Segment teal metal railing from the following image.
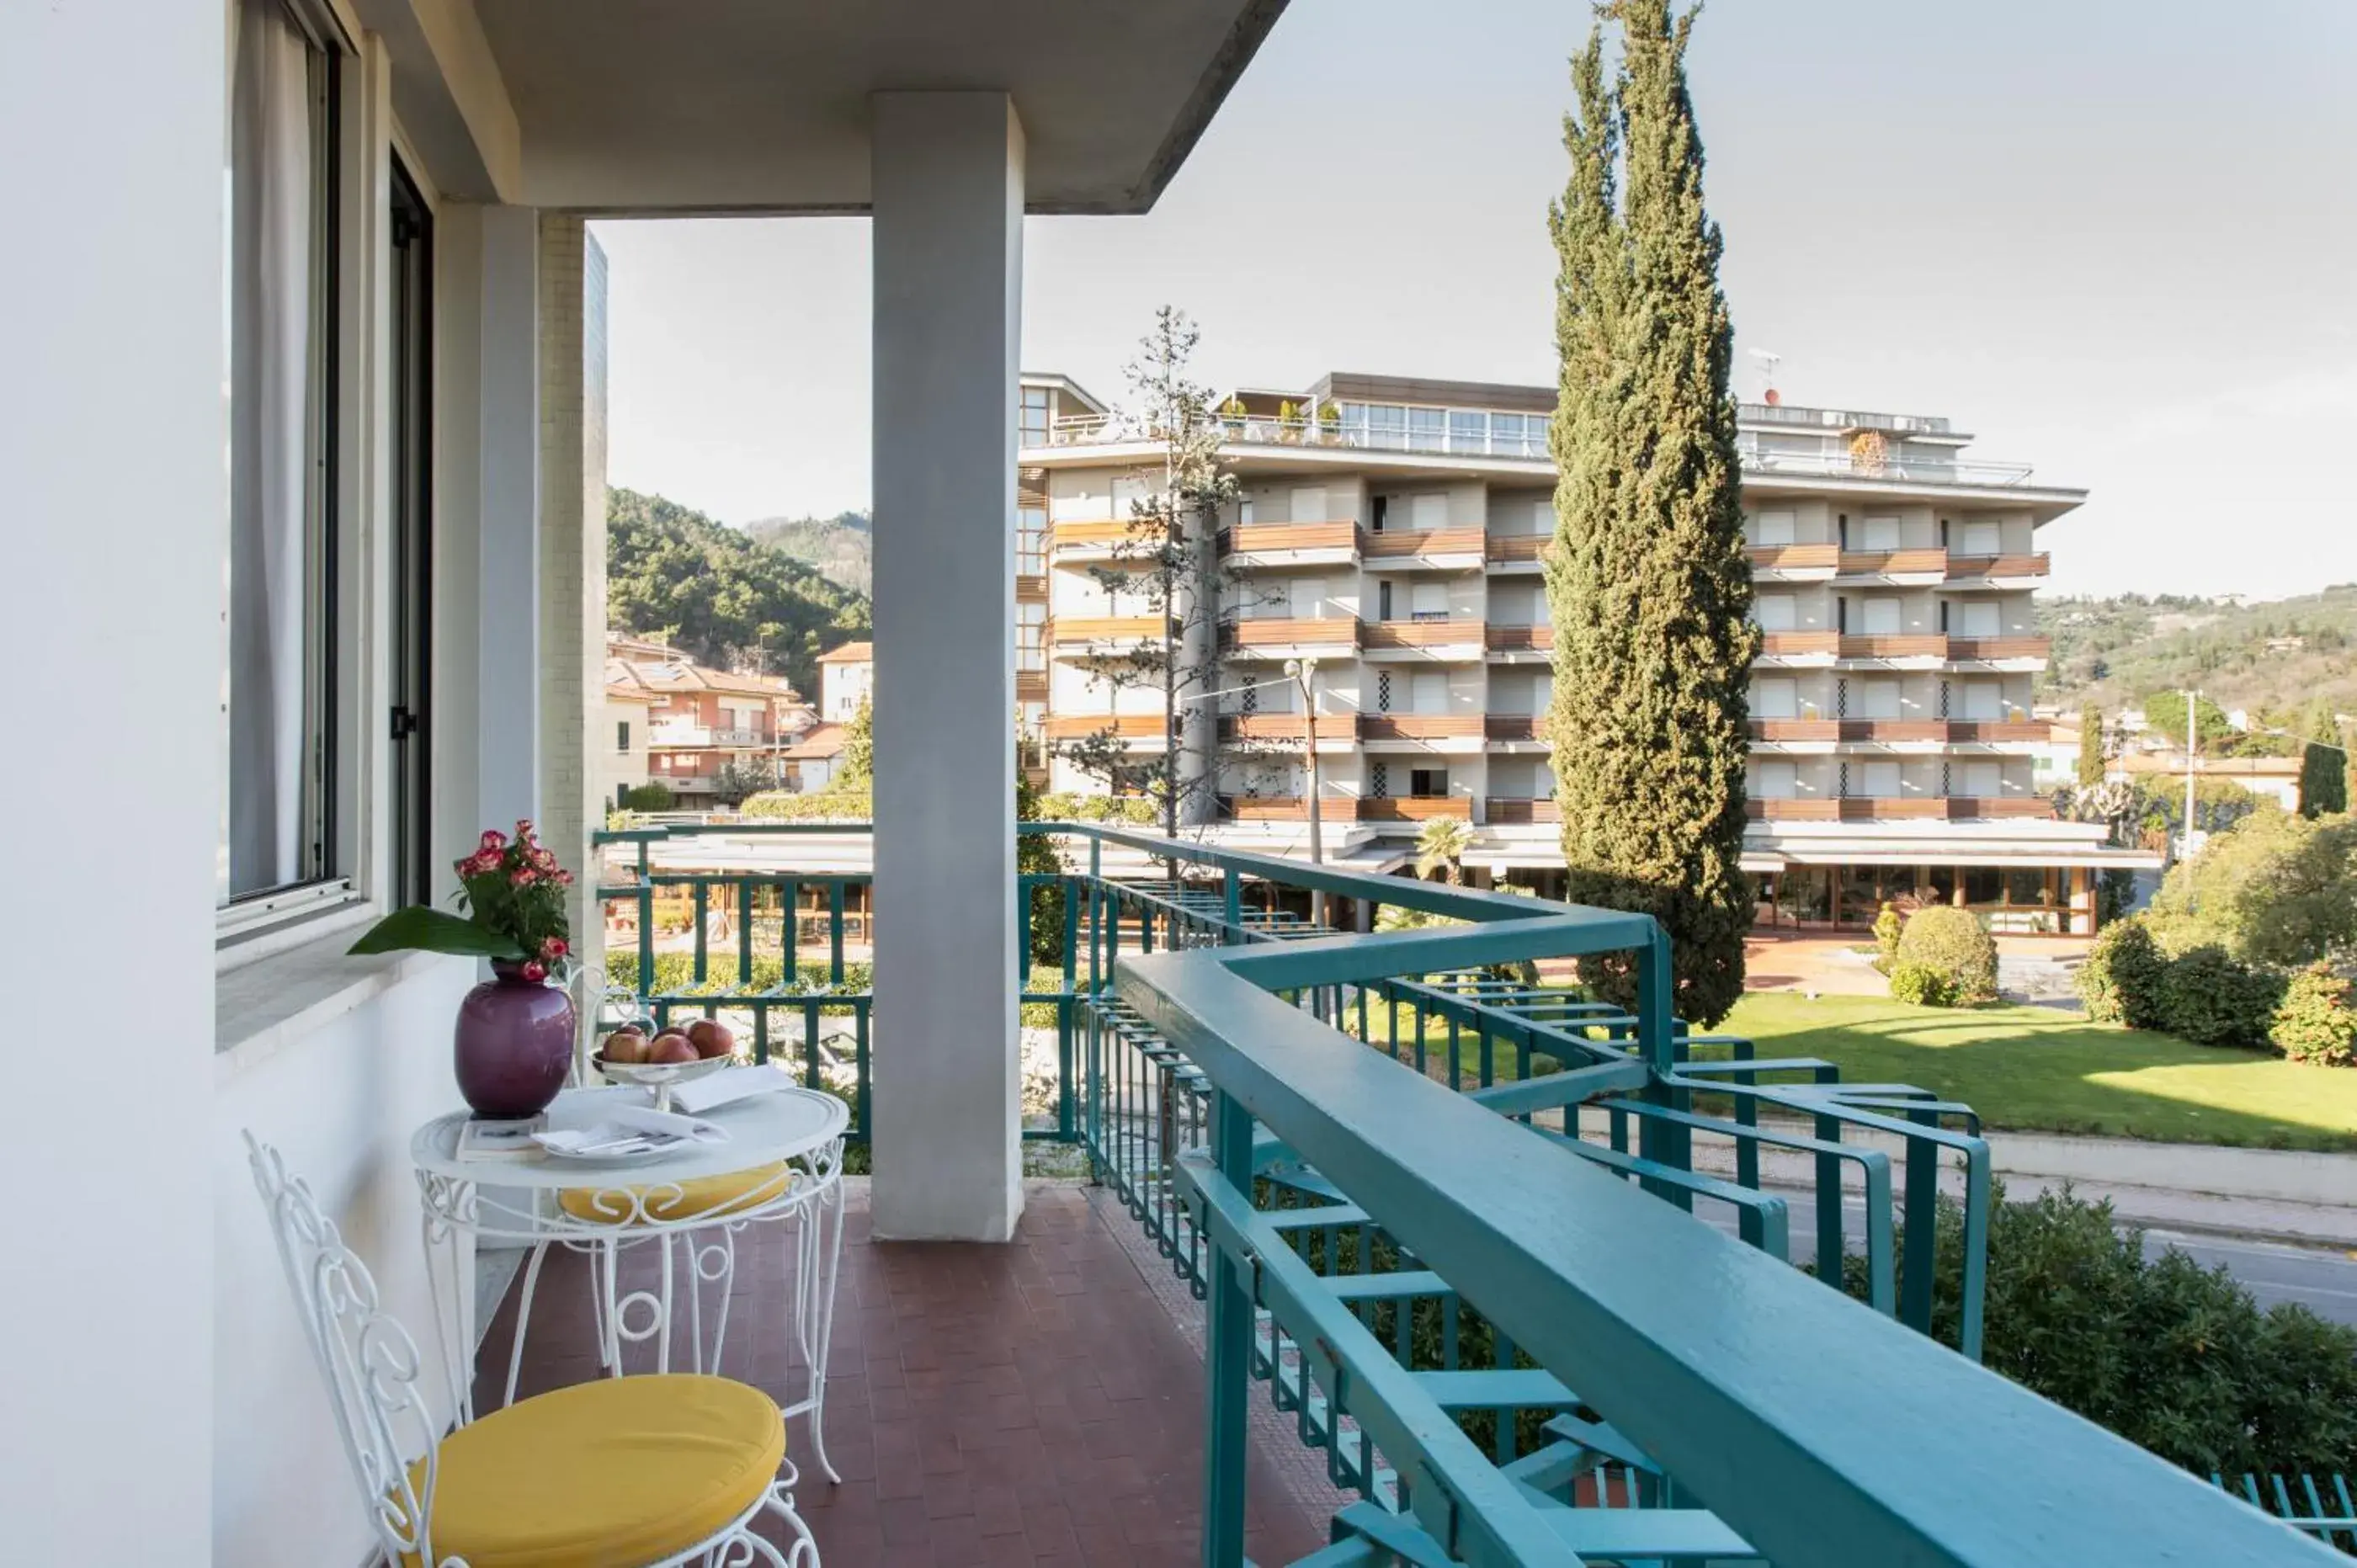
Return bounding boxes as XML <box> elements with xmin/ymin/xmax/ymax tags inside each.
<box><xmin>594</xmin><ymin>820</ymin><xmax>2334</xmax><ymax>1565</ymax></box>
<box><xmin>2217</xmin><ymin>1473</ymin><xmax>2357</xmax><ymax>1550</ymax></box>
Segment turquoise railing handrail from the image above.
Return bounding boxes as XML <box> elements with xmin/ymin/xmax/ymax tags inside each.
<box><xmin>1119</xmin><ymin>928</ymin><xmax>2332</xmax><ymax>1565</ymax></box>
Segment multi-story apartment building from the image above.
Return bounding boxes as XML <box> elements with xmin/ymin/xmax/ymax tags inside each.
<box><xmin>606</xmin><ymin>632</ymin><xmax>817</xmax><ymax>800</ymax></box>
<box><xmin>1020</xmin><ymin>371</ymin><xmax>2158</xmax><ymax>932</ymax></box>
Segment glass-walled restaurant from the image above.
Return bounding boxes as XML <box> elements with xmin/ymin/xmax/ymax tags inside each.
<box><xmin>1751</xmin><ymin>863</ymin><xmax>2096</xmax><ymax>933</ymax></box>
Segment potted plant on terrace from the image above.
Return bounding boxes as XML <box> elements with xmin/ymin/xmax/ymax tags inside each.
<box><xmin>1276</xmin><ymin>400</ymin><xmax>1305</xmax><ymax>444</ymax></box>
<box><xmin>1219</xmin><ymin>394</ymin><xmax>1247</xmax><ymax>436</ymax></box>
<box><xmin>349</xmin><ymin>820</ymin><xmax>578</xmax><ymax>1118</ymax></box>
<box><xmin>1317</xmin><ymin>402</ymin><xmax>1343</xmax><ymax>444</ymax></box>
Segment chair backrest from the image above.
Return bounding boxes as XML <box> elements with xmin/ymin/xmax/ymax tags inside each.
<box><xmin>242</xmin><ymin>1133</ymin><xmax>444</xmax><ymax>1565</ymax></box>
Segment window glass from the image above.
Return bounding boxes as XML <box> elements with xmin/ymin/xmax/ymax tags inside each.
<box><xmin>617</xmin><ymin>720</ymin><xmax>630</xmax><ymax>753</ymax></box>
<box><xmin>1448</xmin><ymin>411</ymin><xmax>1487</xmax><ymax>454</ymax></box>
<box><xmin>1016</xmin><ymin>506</ymin><xmax>1045</xmax><ymax>574</ymax></box>
<box><xmin>1407</xmin><ymin>407</ymin><xmax>1445</xmax><ymax>452</ymax></box>
<box><xmin>224</xmin><ymin>0</ymin><xmax>338</xmax><ymax>905</ymax></box>
<box><xmin>1019</xmin><ymin>386</ymin><xmax>1051</xmax><ymax>446</ymax></box>
<box><xmin>1364</xmin><ymin>404</ymin><xmax>1407</xmax><ymax>450</ymax></box>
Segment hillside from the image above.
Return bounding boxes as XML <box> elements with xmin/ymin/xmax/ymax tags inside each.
<box><xmin>607</xmin><ymin>488</ymin><xmax>871</xmax><ymax>696</ymax></box>
<box><xmin>744</xmin><ymin>510</ymin><xmax>873</xmax><ymax>597</ymax></box>
<box><xmin>2037</xmin><ymin>587</ymin><xmax>2357</xmax><ymax>720</ymax></box>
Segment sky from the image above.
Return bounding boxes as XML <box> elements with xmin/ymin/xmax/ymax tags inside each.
<box><xmin>592</xmin><ymin>0</ymin><xmax>2357</xmax><ymax>600</ymax></box>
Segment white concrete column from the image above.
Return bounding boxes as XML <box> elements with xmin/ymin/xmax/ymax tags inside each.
<box><xmin>476</xmin><ymin>205</ymin><xmax>542</xmax><ymax>834</ymax></box>
<box><xmin>2</xmin><ymin>2</ymin><xmax>220</xmax><ymax>1557</ymax></box>
<box><xmin>536</xmin><ymin>213</ymin><xmax>605</xmax><ymax>949</ymax></box>
<box><xmin>870</xmin><ymin>92</ymin><xmax>1025</xmax><ymax>1241</ymax></box>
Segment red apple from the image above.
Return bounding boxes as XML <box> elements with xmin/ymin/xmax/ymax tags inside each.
<box><xmin>602</xmin><ymin>1027</ymin><xmax>649</xmax><ymax>1065</ymax></box>
<box><xmin>685</xmin><ymin>1018</ymin><xmax>735</xmax><ymax>1060</ymax></box>
<box><xmin>648</xmin><ymin>1034</ymin><xmax>699</xmax><ymax>1066</ymax></box>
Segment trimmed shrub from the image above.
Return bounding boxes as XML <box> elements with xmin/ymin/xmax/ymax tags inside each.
<box><xmin>2154</xmin><ymin>944</ymin><xmax>2285</xmax><ymax>1049</ymax></box>
<box><xmin>2078</xmin><ymin>917</ymin><xmax>2167</xmax><ymax>1028</ymax></box>
<box><xmin>740</xmin><ymin>789</ymin><xmax>871</xmax><ymax>822</ymax></box>
<box><xmin>1888</xmin><ymin>961</ymin><xmax>1956</xmax><ymax>1007</ymax></box>
<box><xmin>1870</xmin><ymin>901</ymin><xmax>1902</xmax><ymax>975</ymax></box>
<box><xmin>1893</xmin><ymin>906</ymin><xmax>1998</xmax><ymax>1003</ymax></box>
<box><xmin>2273</xmin><ymin>963</ymin><xmax>2357</xmax><ymax>1066</ymax></box>
<box><xmin>620</xmin><ymin>781</ymin><xmax>675</xmax><ymax>812</ymax></box>
<box><xmin>1839</xmin><ymin>1183</ymin><xmax>2357</xmax><ymax>1477</ymax></box>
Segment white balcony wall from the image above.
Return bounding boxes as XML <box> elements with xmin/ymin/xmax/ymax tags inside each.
<box><xmin>1048</xmin><ymin>466</ymin><xmax>1115</xmax><ymax>519</ymax></box>
<box><xmin>1745</xmin><ymin>497</ymin><xmax>1838</xmax><ymax>545</ymax></box>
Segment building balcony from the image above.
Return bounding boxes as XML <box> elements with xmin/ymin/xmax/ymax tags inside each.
<box><xmin>1484</xmin><ymin>534</ymin><xmax>1552</xmax><ymax>570</ymax></box>
<box><xmin>1748</xmin><ymin>796</ymin><xmax>2058</xmax><ymax>822</ymax></box>
<box><xmin>1947</xmin><ymin>552</ymin><xmax>2051</xmax><ymax>585</ymax></box>
<box><xmin>1757</xmin><ymin>630</ymin><xmax>1842</xmax><ymax>662</ymax></box>
<box><xmin>1835</xmin><ymin>548</ymin><xmax>1950</xmax><ymax>581</ymax></box>
<box><xmin>1484</xmin><ymin>623</ymin><xmax>1554</xmax><ymax>657</ymax></box>
<box><xmin>646</xmin><ymin>724</ymin><xmax>772</xmax><ymax>747</ymax></box>
<box><xmin>1824</xmin><ymin>635</ymin><xmax>2051</xmax><ymax>666</ymax></box>
<box><xmin>1223</xmin><ymin>617</ymin><xmax>1363</xmax><ymax>656</ymax></box>
<box><xmin>1484</xmin><ymin>795</ymin><xmax>1561</xmax><ymax>825</ymax></box>
<box><xmin>1746</xmin><ymin>543</ymin><xmax>1839</xmax><ymax>579</ymax></box>
<box><xmin>1046</xmin><ymin>518</ymin><xmax>1134</xmax><ymax>561</ymax></box>
<box><xmin>1216</xmin><ymin>713</ymin><xmax>1355</xmax><ymax>752</ymax></box>
<box><xmin>1356</xmin><ymin>714</ymin><xmax>1486</xmax><ymax>751</ymax></box>
<box><xmin>1049</xmin><ymin>614</ymin><xmax>1168</xmax><ymax>656</ymax></box>
<box><xmin>1219</xmin><ymin>520</ymin><xmax>1359</xmax><ymax>567</ymax></box>
<box><xmin>1485</xmin><ymin>714</ymin><xmax>1546</xmax><ymax>742</ymax></box>
<box><xmin>1360</xmin><ymin>619</ymin><xmax>1487</xmax><ymax>661</ymax></box>
<box><xmin>1043</xmin><ymin>713</ymin><xmax>1168</xmax><ymax>749</ymax></box>
<box><xmin>1748</xmin><ymin>719</ymin><xmax>2051</xmax><ymax>747</ymax></box>
<box><xmin>1359</xmin><ymin>525</ymin><xmax>1486</xmax><ymax>569</ymax></box>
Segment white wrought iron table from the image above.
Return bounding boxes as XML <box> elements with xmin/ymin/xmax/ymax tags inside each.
<box><xmin>411</xmin><ymin>1082</ymin><xmax>850</xmax><ymax>1480</ymax></box>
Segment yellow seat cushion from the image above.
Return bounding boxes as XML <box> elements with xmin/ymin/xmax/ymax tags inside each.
<box><xmin>557</xmin><ymin>1161</ymin><xmax>795</xmax><ymax>1225</ymax></box>
<box><xmin>399</xmin><ymin>1374</ymin><xmax>783</xmax><ymax>1568</ymax></box>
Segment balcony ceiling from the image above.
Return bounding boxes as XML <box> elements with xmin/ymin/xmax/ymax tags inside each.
<box><xmin>371</xmin><ymin>0</ymin><xmax>1287</xmax><ymax>213</ymax></box>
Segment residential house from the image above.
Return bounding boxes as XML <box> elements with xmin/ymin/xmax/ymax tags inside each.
<box><xmin>817</xmin><ymin>639</ymin><xmax>875</xmax><ymax>720</ymax></box>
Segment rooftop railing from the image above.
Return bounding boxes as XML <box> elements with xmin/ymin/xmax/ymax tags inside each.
<box><xmin>591</xmin><ymin>820</ymin><xmax>2331</xmax><ymax>1566</ymax></box>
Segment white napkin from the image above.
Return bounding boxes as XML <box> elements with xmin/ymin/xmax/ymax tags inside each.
<box><xmin>669</xmin><ymin>1063</ymin><xmax>797</xmax><ymax>1117</ymax></box>
<box><xmin>533</xmin><ymin>1104</ymin><xmax>728</xmax><ymax>1157</ymax></box>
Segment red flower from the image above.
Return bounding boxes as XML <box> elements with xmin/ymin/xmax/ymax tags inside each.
<box><xmin>479</xmin><ymin>829</ymin><xmax>507</xmax><ymax>852</ymax></box>
<box><xmin>510</xmin><ymin>867</ymin><xmax>538</xmax><ymax>887</ymax></box>
<box><xmin>556</xmin><ymin>869</ymin><xmax>576</xmax><ymax>885</ymax></box>
<box><xmin>542</xmin><ymin>937</ymin><xmax>569</xmax><ymax>959</ymax></box>
<box><xmin>521</xmin><ymin>960</ymin><xmax>547</xmax><ymax>982</ymax></box>
<box><xmin>514</xmin><ymin>818</ymin><xmax>537</xmax><ymax>844</ymax></box>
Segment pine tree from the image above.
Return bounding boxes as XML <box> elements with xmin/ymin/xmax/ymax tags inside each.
<box><xmin>1546</xmin><ymin>2</ymin><xmax>1754</xmax><ymax>1027</ymax></box>
<box><xmin>2299</xmin><ymin>697</ymin><xmax>2346</xmax><ymax>818</ymax></box>
<box><xmin>2076</xmin><ymin>701</ymin><xmax>2106</xmax><ymax>789</ymax></box>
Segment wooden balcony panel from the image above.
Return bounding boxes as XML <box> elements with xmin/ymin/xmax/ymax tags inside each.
<box><xmin>1049</xmin><ymin>518</ymin><xmax>1137</xmax><ymax>550</ymax></box>
<box><xmin>1357</xmin><ymin>715</ymin><xmax>1485</xmax><ymax>741</ymax></box>
<box><xmin>1758</xmin><ymin>631</ymin><xmax>1840</xmax><ymax>656</ymax></box>
<box><xmin>1836</xmin><ymin>720</ymin><xmax>1949</xmax><ymax>743</ymax></box>
<box><xmin>1747</xmin><ymin>543</ymin><xmax>1840</xmax><ymax>571</ymax></box>
<box><xmin>1946</xmin><ymin>636</ymin><xmax>2051</xmax><ymax>662</ymax></box>
<box><xmin>1486</xmin><ymin>534</ymin><xmax>1552</xmax><ymax>563</ymax></box>
<box><xmin>1946</xmin><ymin>720</ymin><xmax>2051</xmax><ymax>744</ymax></box>
<box><xmin>1226</xmin><ymin>617</ymin><xmax>1362</xmax><ymax>649</ymax></box>
<box><xmin>1015</xmin><ymin>671</ymin><xmax>1048</xmax><ymax>703</ymax></box>
<box><xmin>1484</xmin><ymin>797</ymin><xmax>1562</xmax><ymax>825</ymax></box>
<box><xmin>1043</xmin><ymin>714</ymin><xmax>1166</xmax><ymax>741</ymax></box>
<box><xmin>1750</xmin><ymin>719</ymin><xmax>1839</xmax><ymax>742</ymax></box>
<box><xmin>1223</xmin><ymin>521</ymin><xmax>1358</xmax><ymax>555</ymax></box>
<box><xmin>1218</xmin><ymin>714</ymin><xmax>1313</xmax><ymax>742</ymax></box>
<box><xmin>1016</xmin><ymin>574</ymin><xmax>1047</xmax><ymax>601</ymax></box>
<box><xmin>1747</xmin><ymin>798</ymin><xmax>1840</xmax><ymax>821</ymax></box>
<box><xmin>1837</xmin><ymin>635</ymin><xmax>1949</xmax><ymax>659</ymax></box>
<box><xmin>1224</xmin><ymin>795</ymin><xmax>1364</xmax><ymax>822</ymax></box>
<box><xmin>1363</xmin><ymin>620</ymin><xmax>1486</xmax><ymax>651</ymax></box>
<box><xmin>1947</xmin><ymin>553</ymin><xmax>2051</xmax><ymax>580</ymax></box>
<box><xmin>1840</xmin><ymin>796</ymin><xmax>1948</xmax><ymax>821</ymax></box>
<box><xmin>1051</xmin><ymin>615</ymin><xmax>1167</xmax><ymax>645</ymax></box>
<box><xmin>1950</xmin><ymin>796</ymin><xmax>2056</xmax><ymax>820</ymax></box>
<box><xmin>1361</xmin><ymin>526</ymin><xmax>1486</xmax><ymax>559</ymax></box>
<box><xmin>1485</xmin><ymin>715</ymin><xmax>1544</xmax><ymax>741</ymax></box>
<box><xmin>1360</xmin><ymin>795</ymin><xmax>1474</xmax><ymax>821</ymax></box>
<box><xmin>1838</xmin><ymin>548</ymin><xmax>1948</xmax><ymax>576</ymax></box>
<box><xmin>1483</xmin><ymin>624</ymin><xmax>1554</xmax><ymax>652</ymax></box>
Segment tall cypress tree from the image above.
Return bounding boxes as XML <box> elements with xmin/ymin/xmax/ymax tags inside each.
<box><xmin>2076</xmin><ymin>701</ymin><xmax>2106</xmax><ymax>789</ymax></box>
<box><xmin>1547</xmin><ymin>1</ymin><xmax>1754</xmax><ymax>1026</ymax></box>
<box><xmin>2299</xmin><ymin>697</ymin><xmax>2345</xmax><ymax>818</ymax></box>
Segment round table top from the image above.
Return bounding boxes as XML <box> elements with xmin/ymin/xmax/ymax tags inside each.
<box><xmin>412</xmin><ymin>1083</ymin><xmax>849</xmax><ymax>1192</ymax></box>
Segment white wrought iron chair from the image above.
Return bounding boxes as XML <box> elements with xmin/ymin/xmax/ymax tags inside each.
<box><xmin>245</xmin><ymin>1132</ymin><xmax>820</xmax><ymax>1567</ymax></box>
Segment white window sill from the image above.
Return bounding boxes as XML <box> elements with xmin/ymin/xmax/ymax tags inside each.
<box><xmin>216</xmin><ymin>927</ymin><xmax>468</xmax><ymax>1078</ymax></box>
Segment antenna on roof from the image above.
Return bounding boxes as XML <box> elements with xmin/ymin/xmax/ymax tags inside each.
<box><xmin>1747</xmin><ymin>348</ymin><xmax>1783</xmax><ymax>405</ymax></box>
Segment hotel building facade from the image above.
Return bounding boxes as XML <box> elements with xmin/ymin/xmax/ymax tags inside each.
<box><xmin>1020</xmin><ymin>371</ymin><xmax>2158</xmax><ymax>933</ymax></box>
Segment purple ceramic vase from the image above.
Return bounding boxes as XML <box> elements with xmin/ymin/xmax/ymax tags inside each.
<box><xmin>453</xmin><ymin>961</ymin><xmax>576</xmax><ymax>1119</ymax></box>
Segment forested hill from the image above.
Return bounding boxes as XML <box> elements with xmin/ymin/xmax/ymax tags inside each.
<box><xmin>607</xmin><ymin>488</ymin><xmax>871</xmax><ymax>697</ymax></box>
<box><xmin>743</xmin><ymin>510</ymin><xmax>873</xmax><ymax>597</ymax></box>
<box><xmin>2038</xmin><ymin>587</ymin><xmax>2357</xmax><ymax>717</ymax></box>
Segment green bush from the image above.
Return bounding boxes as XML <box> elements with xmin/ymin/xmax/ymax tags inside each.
<box><xmin>1870</xmin><ymin>902</ymin><xmax>1902</xmax><ymax>976</ymax></box>
<box><xmin>2155</xmin><ymin>944</ymin><xmax>2285</xmax><ymax>1049</ymax></box>
<box><xmin>604</xmin><ymin>949</ymin><xmax>873</xmax><ymax>1008</ymax></box>
<box><xmin>1888</xmin><ymin>961</ymin><xmax>1957</xmax><ymax>1007</ymax></box>
<box><xmin>1839</xmin><ymin>1183</ymin><xmax>2357</xmax><ymax>1477</ymax></box>
<box><xmin>1893</xmin><ymin>906</ymin><xmax>1998</xmax><ymax>1003</ymax></box>
<box><xmin>739</xmin><ymin>789</ymin><xmax>871</xmax><ymax>822</ymax></box>
<box><xmin>620</xmin><ymin>781</ymin><xmax>675</xmax><ymax>812</ymax></box>
<box><xmin>2144</xmin><ymin>809</ymin><xmax>2357</xmax><ymax>966</ymax></box>
<box><xmin>2273</xmin><ymin>963</ymin><xmax>2357</xmax><ymax>1066</ymax></box>
<box><xmin>2078</xmin><ymin>917</ymin><xmax>2168</xmax><ymax>1028</ymax></box>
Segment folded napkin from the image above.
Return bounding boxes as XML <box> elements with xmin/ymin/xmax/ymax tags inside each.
<box><xmin>669</xmin><ymin>1062</ymin><xmax>796</xmax><ymax>1117</ymax></box>
<box><xmin>533</xmin><ymin>1105</ymin><xmax>729</xmax><ymax>1158</ymax></box>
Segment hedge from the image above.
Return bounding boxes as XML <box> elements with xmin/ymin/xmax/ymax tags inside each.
<box><xmin>1888</xmin><ymin>961</ymin><xmax>1957</xmax><ymax>1007</ymax></box>
<box><xmin>2154</xmin><ymin>944</ymin><xmax>2285</xmax><ymax>1050</ymax></box>
<box><xmin>2274</xmin><ymin>964</ymin><xmax>2357</xmax><ymax>1067</ymax></box>
<box><xmin>2078</xmin><ymin>918</ymin><xmax>2167</xmax><ymax>1028</ymax></box>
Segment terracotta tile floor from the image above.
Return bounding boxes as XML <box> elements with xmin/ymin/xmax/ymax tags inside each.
<box><xmin>474</xmin><ymin>1179</ymin><xmax>1331</xmax><ymax>1567</ymax></box>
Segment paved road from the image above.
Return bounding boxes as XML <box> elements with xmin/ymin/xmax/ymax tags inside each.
<box><xmin>1700</xmin><ymin>1190</ymin><xmax>2357</xmax><ymax>1326</ymax></box>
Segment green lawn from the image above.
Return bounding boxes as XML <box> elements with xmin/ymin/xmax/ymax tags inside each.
<box><xmin>1718</xmin><ymin>992</ymin><xmax>2357</xmax><ymax>1153</ymax></box>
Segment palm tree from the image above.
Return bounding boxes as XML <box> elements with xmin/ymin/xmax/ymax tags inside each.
<box><xmin>1413</xmin><ymin>816</ymin><xmax>1476</xmax><ymax>885</ymax></box>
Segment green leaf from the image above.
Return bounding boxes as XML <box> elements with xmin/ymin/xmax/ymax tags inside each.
<box><xmin>348</xmin><ymin>906</ymin><xmax>526</xmax><ymax>960</ymax></box>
